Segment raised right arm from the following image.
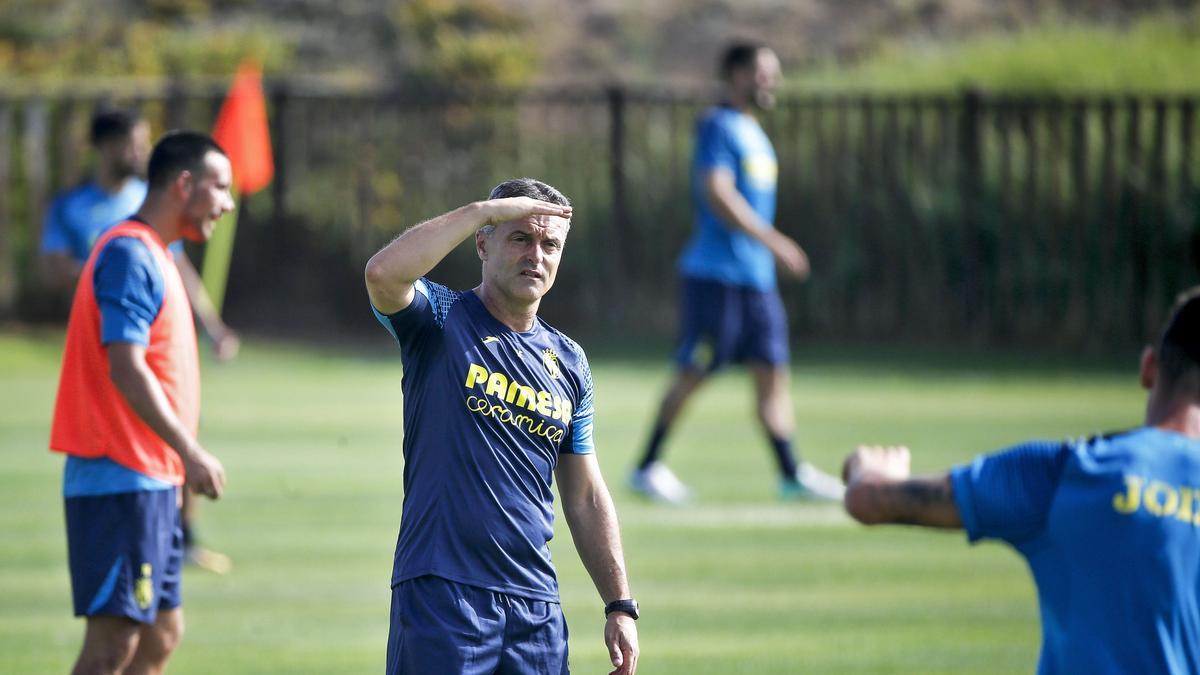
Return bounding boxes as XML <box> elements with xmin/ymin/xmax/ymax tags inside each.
<box><xmin>364</xmin><ymin>198</ymin><xmax>572</xmax><ymax>314</ymax></box>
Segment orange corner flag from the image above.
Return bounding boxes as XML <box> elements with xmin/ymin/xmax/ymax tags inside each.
<box><xmin>212</xmin><ymin>61</ymin><xmax>274</xmax><ymax>195</ymax></box>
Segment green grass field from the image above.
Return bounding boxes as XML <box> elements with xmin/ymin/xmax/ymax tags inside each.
<box><xmin>0</xmin><ymin>330</ymin><xmax>1143</xmax><ymax>673</ymax></box>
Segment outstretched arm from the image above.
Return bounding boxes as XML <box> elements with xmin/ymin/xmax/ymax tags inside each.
<box><xmin>364</xmin><ymin>198</ymin><xmax>572</xmax><ymax>314</ymax></box>
<box><xmin>556</xmin><ymin>453</ymin><xmax>639</xmax><ymax>675</ymax></box>
<box><xmin>842</xmin><ymin>445</ymin><xmax>963</xmax><ymax>528</ymax></box>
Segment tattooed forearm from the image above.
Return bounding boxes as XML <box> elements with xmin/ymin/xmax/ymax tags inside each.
<box><xmin>851</xmin><ymin>475</ymin><xmax>962</xmax><ymax>529</ymax></box>
<box><xmin>899</xmin><ymin>478</ymin><xmax>955</xmax><ymax>507</ymax></box>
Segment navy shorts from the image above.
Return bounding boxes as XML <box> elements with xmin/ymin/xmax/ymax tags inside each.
<box><xmin>64</xmin><ymin>489</ymin><xmax>183</xmax><ymax>624</ymax></box>
<box><xmin>387</xmin><ymin>575</ymin><xmax>569</xmax><ymax>675</ymax></box>
<box><xmin>674</xmin><ymin>276</ymin><xmax>790</xmax><ymax>372</ymax></box>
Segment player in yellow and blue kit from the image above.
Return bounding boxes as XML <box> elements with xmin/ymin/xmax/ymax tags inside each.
<box><xmin>843</xmin><ymin>287</ymin><xmax>1200</xmax><ymax>673</ymax></box>
<box><xmin>365</xmin><ymin>179</ymin><xmax>639</xmax><ymax>675</ymax></box>
<box><xmin>631</xmin><ymin>41</ymin><xmax>844</xmax><ymax>504</ymax></box>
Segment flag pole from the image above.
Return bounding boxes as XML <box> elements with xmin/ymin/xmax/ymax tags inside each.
<box><xmin>206</xmin><ymin>59</ymin><xmax>274</xmax><ymax>315</ymax></box>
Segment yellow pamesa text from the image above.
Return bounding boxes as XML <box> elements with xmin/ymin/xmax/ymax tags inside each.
<box><xmin>1113</xmin><ymin>475</ymin><xmax>1200</xmax><ymax>524</ymax></box>
<box><xmin>463</xmin><ymin>363</ymin><xmax>572</xmax><ymax>420</ymax></box>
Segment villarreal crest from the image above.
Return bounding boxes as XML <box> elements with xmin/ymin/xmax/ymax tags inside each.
<box><xmin>135</xmin><ymin>563</ymin><xmax>154</xmax><ymax>609</ymax></box>
<box><xmin>541</xmin><ymin>348</ymin><xmax>561</xmax><ymax>379</ymax></box>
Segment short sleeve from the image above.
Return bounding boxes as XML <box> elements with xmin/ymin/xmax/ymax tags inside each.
<box><xmin>950</xmin><ymin>440</ymin><xmax>1071</xmax><ymax>545</ymax></box>
<box><xmin>562</xmin><ymin>345</ymin><xmax>595</xmax><ymax>455</ymax></box>
<box><xmin>93</xmin><ymin>237</ymin><xmax>164</xmax><ymax>346</ymax></box>
<box><xmin>372</xmin><ymin>278</ymin><xmax>461</xmax><ymax>347</ymax></box>
<box><xmin>40</xmin><ymin>197</ymin><xmax>71</xmax><ymax>254</ymax></box>
<box><xmin>695</xmin><ymin>114</ymin><xmax>738</xmax><ymax>174</ymax></box>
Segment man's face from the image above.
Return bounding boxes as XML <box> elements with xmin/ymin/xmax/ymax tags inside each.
<box><xmin>732</xmin><ymin>49</ymin><xmax>782</xmax><ymax>111</ymax></box>
<box><xmin>477</xmin><ymin>213</ymin><xmax>570</xmax><ymax>305</ymax></box>
<box><xmin>180</xmin><ymin>151</ymin><xmax>236</xmax><ymax>242</ymax></box>
<box><xmin>100</xmin><ymin>120</ymin><xmax>152</xmax><ymax>180</ymax></box>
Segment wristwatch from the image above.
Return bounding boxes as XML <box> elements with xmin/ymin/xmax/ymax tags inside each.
<box><xmin>604</xmin><ymin>598</ymin><xmax>639</xmax><ymax>620</ymax></box>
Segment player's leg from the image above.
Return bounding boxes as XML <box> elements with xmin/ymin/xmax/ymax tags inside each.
<box><xmin>631</xmin><ymin>279</ymin><xmax>734</xmax><ymax>503</ymax></box>
<box><xmin>495</xmin><ymin>593</ymin><xmax>568</xmax><ymax>675</ymax></box>
<box><xmin>748</xmin><ymin>362</ymin><xmax>842</xmax><ymax>500</ymax></box>
<box><xmin>66</xmin><ymin>489</ymin><xmax>182</xmax><ymax>674</ymax></box>
<box><xmin>71</xmin><ymin>616</ymin><xmax>141</xmax><ymax>675</ymax></box>
<box><xmin>123</xmin><ymin>608</ymin><xmax>184</xmax><ymax>675</ymax></box>
<box><xmin>127</xmin><ymin>497</ymin><xmax>186</xmax><ymax>675</ymax></box>
<box><xmin>387</xmin><ymin>576</ymin><xmax>502</xmax><ymax>675</ymax></box>
<box><xmin>743</xmin><ymin>288</ymin><xmax>843</xmax><ymax>500</ymax></box>
<box><xmin>645</xmin><ymin>367</ymin><xmax>708</xmax><ymax>460</ymax></box>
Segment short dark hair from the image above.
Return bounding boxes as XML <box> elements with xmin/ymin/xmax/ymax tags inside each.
<box><xmin>719</xmin><ymin>41</ymin><xmax>767</xmax><ymax>81</ymax></box>
<box><xmin>1157</xmin><ymin>286</ymin><xmax>1200</xmax><ymax>400</ymax></box>
<box><xmin>146</xmin><ymin>130</ymin><xmax>227</xmax><ymax>190</ymax></box>
<box><xmin>90</xmin><ymin>109</ymin><xmax>142</xmax><ymax>146</ymax></box>
<box><xmin>487</xmin><ymin>177</ymin><xmax>571</xmax><ymax>207</ymax></box>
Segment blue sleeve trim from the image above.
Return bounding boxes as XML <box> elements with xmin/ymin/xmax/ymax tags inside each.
<box><xmin>558</xmin><ymin>333</ymin><xmax>595</xmax><ymax>455</ymax></box>
<box><xmin>569</xmin><ymin>409</ymin><xmax>595</xmax><ymax>455</ymax></box>
<box><xmin>93</xmin><ymin>237</ymin><xmax>163</xmax><ymax>346</ymax></box>
<box><xmin>371</xmin><ymin>280</ymin><xmax>435</xmax><ymax>346</ymax></box>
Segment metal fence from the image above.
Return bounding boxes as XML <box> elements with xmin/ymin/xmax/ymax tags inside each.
<box><xmin>1</xmin><ymin>81</ymin><xmax>1197</xmax><ymax>351</ymax></box>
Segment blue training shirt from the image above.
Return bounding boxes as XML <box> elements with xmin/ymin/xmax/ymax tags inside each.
<box><xmin>374</xmin><ymin>278</ymin><xmax>596</xmax><ymax>602</ymax></box>
<box><xmin>678</xmin><ymin>105</ymin><xmax>779</xmax><ymax>290</ymax></box>
<box><xmin>64</xmin><ymin>235</ymin><xmax>172</xmax><ymax>498</ymax></box>
<box><xmin>951</xmin><ymin>428</ymin><xmax>1200</xmax><ymax>674</ymax></box>
<box><xmin>41</xmin><ymin>179</ymin><xmax>147</xmax><ymax>263</ymax></box>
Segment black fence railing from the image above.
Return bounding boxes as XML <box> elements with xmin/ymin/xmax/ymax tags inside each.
<box><xmin>1</xmin><ymin>81</ymin><xmax>1197</xmax><ymax>351</ymax></box>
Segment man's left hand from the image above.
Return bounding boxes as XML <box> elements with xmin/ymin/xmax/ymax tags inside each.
<box><xmin>605</xmin><ymin>612</ymin><xmax>639</xmax><ymax>675</ymax></box>
<box><xmin>211</xmin><ymin>327</ymin><xmax>241</xmax><ymax>362</ymax></box>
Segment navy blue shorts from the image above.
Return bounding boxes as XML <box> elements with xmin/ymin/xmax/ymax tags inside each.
<box><xmin>64</xmin><ymin>489</ymin><xmax>183</xmax><ymax>624</ymax></box>
<box><xmin>674</xmin><ymin>277</ymin><xmax>790</xmax><ymax>372</ymax></box>
<box><xmin>387</xmin><ymin>575</ymin><xmax>569</xmax><ymax>675</ymax></box>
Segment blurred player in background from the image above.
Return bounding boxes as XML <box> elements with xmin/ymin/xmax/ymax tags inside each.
<box><xmin>630</xmin><ymin>41</ymin><xmax>844</xmax><ymax>504</ymax></box>
<box><xmin>40</xmin><ymin>108</ymin><xmax>238</xmax><ymax>573</ymax></box>
<box><xmin>366</xmin><ymin>179</ymin><xmax>639</xmax><ymax>674</ymax></box>
<box><xmin>843</xmin><ymin>287</ymin><xmax>1200</xmax><ymax>673</ymax></box>
<box><xmin>50</xmin><ymin>131</ymin><xmax>231</xmax><ymax>675</ymax></box>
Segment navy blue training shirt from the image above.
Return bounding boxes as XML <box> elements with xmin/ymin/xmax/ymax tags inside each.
<box><xmin>374</xmin><ymin>278</ymin><xmax>595</xmax><ymax>602</ymax></box>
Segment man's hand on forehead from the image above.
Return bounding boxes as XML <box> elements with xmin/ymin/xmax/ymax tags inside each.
<box><xmin>479</xmin><ymin>196</ymin><xmax>572</xmax><ymax>228</ymax></box>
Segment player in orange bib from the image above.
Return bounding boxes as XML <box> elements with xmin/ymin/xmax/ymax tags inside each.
<box><xmin>50</xmin><ymin>130</ymin><xmax>232</xmax><ymax>675</ymax></box>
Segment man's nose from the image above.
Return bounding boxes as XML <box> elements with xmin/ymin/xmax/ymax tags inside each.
<box><xmin>525</xmin><ymin>243</ymin><xmax>543</xmax><ymax>264</ymax></box>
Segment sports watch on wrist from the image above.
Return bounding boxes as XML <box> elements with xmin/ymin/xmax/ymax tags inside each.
<box><xmin>604</xmin><ymin>598</ymin><xmax>639</xmax><ymax>620</ymax></box>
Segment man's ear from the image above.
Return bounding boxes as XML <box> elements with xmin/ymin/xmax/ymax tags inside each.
<box><xmin>475</xmin><ymin>229</ymin><xmax>488</xmax><ymax>261</ymax></box>
<box><xmin>172</xmin><ymin>170</ymin><xmax>194</xmax><ymax>201</ymax></box>
<box><xmin>1139</xmin><ymin>345</ymin><xmax>1156</xmax><ymax>391</ymax></box>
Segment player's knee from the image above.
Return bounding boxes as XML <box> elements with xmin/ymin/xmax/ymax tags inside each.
<box><xmin>75</xmin><ymin>637</ymin><xmax>139</xmax><ymax>674</ymax></box>
<box><xmin>153</xmin><ymin>611</ymin><xmax>185</xmax><ymax>656</ymax></box>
